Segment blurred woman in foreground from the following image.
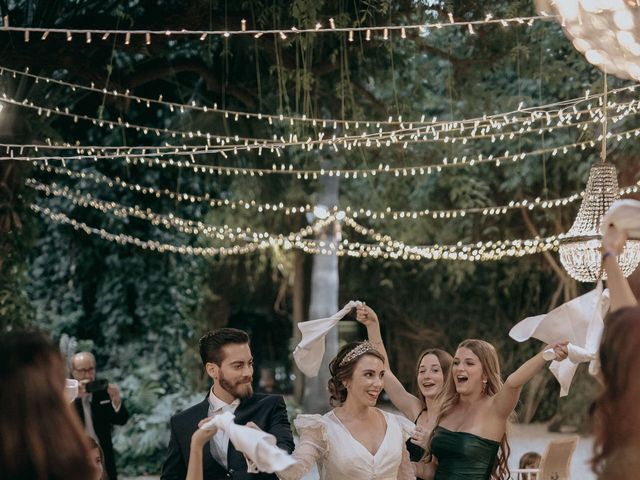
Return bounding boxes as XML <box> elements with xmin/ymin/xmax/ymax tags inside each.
<box><xmin>591</xmin><ymin>225</ymin><xmax>639</xmax><ymax>479</ymax></box>
<box><xmin>0</xmin><ymin>330</ymin><xmax>97</xmax><ymax>480</ymax></box>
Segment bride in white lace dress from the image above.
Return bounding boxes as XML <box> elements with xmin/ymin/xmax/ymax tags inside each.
<box><xmin>278</xmin><ymin>341</ymin><xmax>416</xmax><ymax>480</ymax></box>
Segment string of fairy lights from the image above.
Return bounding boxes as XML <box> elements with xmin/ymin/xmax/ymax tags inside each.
<box><xmin>0</xmin><ymin>136</ymin><xmax>605</xmax><ymax>177</ymax></box>
<box><xmin>0</xmin><ymin>92</ymin><xmax>628</xmax><ymax>156</ymax></box>
<box><xmin>20</xmin><ymin>127</ymin><xmax>640</xmax><ymax>180</ymax></box>
<box><xmin>30</xmin><ymin>163</ymin><xmax>640</xmax><ymax>220</ymax></box>
<box><xmin>2</xmin><ymin>65</ymin><xmax>637</xmax><ymax>131</ymax></box>
<box><xmin>29</xmin><ymin>200</ymin><xmax>562</xmax><ymax>261</ymax></box>
<box><xmin>25</xmin><ymin>157</ymin><xmax>640</xmax><ymax>261</ymax></box>
<box><xmin>0</xmin><ymin>13</ymin><xmax>553</xmax><ymax>43</ymax></box>
<box><xmin>27</xmin><ymin>178</ymin><xmax>333</xmax><ymax>242</ymax></box>
<box><xmin>2</xmin><ymin>82</ymin><xmax>639</xmax><ymax>157</ymax></box>
<box><xmin>4</xmin><ymin>10</ymin><xmax>638</xmax><ymax>261</ymax></box>
<box><xmin>15</xmin><ymin>94</ymin><xmax>640</xmax><ymax>255</ymax></box>
<box><xmin>2</xmin><ymin>92</ymin><xmax>640</xmax><ymax>179</ymax></box>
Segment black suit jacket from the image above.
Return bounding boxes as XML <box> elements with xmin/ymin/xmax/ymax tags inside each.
<box><xmin>161</xmin><ymin>393</ymin><xmax>294</xmax><ymax>480</ymax></box>
<box><xmin>74</xmin><ymin>389</ymin><xmax>130</xmax><ymax>480</ymax></box>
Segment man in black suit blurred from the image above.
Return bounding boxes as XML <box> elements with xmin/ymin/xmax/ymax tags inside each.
<box><xmin>161</xmin><ymin>328</ymin><xmax>294</xmax><ymax>480</ymax></box>
<box><xmin>71</xmin><ymin>351</ymin><xmax>129</xmax><ymax>480</ymax></box>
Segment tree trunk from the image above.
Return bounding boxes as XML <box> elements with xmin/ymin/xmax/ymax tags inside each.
<box><xmin>292</xmin><ymin>251</ymin><xmax>306</xmax><ymax>404</ymax></box>
<box><xmin>301</xmin><ymin>170</ymin><xmax>339</xmax><ymax>414</ymax></box>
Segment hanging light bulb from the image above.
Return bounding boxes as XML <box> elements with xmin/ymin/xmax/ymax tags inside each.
<box><xmin>558</xmin><ymin>74</ymin><xmax>640</xmax><ymax>282</ymax></box>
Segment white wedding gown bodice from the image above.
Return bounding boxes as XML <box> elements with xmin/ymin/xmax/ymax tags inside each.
<box><xmin>278</xmin><ymin>409</ymin><xmax>416</xmax><ymax>480</ymax></box>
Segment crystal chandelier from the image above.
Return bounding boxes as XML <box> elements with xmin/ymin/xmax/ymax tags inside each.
<box><xmin>558</xmin><ymin>76</ymin><xmax>640</xmax><ymax>282</ymax></box>
<box><xmin>536</xmin><ymin>0</ymin><xmax>640</xmax><ymax>81</ymax></box>
<box><xmin>558</xmin><ymin>164</ymin><xmax>640</xmax><ymax>281</ymax></box>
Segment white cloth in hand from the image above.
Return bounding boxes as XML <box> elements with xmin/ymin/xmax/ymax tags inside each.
<box><xmin>293</xmin><ymin>300</ymin><xmax>362</xmax><ymax>377</ymax></box>
<box><xmin>542</xmin><ymin>343</ymin><xmax>595</xmax><ymax>363</ymax></box>
<box><xmin>600</xmin><ymin>199</ymin><xmax>640</xmax><ymax>238</ymax></box>
<box><xmin>510</xmin><ymin>282</ymin><xmax>609</xmax><ymax>396</ymax></box>
<box><xmin>200</xmin><ymin>411</ymin><xmax>295</xmax><ymax>473</ymax></box>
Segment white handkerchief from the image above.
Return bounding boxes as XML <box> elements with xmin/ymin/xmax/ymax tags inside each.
<box><xmin>542</xmin><ymin>343</ymin><xmax>595</xmax><ymax>363</ymax></box>
<box><xmin>600</xmin><ymin>199</ymin><xmax>640</xmax><ymax>238</ymax></box>
<box><xmin>200</xmin><ymin>411</ymin><xmax>295</xmax><ymax>473</ymax></box>
<box><xmin>510</xmin><ymin>282</ymin><xmax>609</xmax><ymax>396</ymax></box>
<box><xmin>293</xmin><ymin>300</ymin><xmax>362</xmax><ymax>377</ymax></box>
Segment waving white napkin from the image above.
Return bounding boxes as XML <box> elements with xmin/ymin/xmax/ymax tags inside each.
<box><xmin>600</xmin><ymin>199</ymin><xmax>640</xmax><ymax>238</ymax></box>
<box><xmin>509</xmin><ymin>282</ymin><xmax>610</xmax><ymax>396</ymax></box>
<box><xmin>200</xmin><ymin>411</ymin><xmax>295</xmax><ymax>473</ymax></box>
<box><xmin>542</xmin><ymin>344</ymin><xmax>595</xmax><ymax>363</ymax></box>
<box><xmin>293</xmin><ymin>300</ymin><xmax>362</xmax><ymax>377</ymax></box>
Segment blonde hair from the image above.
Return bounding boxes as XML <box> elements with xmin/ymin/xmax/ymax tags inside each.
<box><xmin>429</xmin><ymin>339</ymin><xmax>511</xmax><ymax>480</ymax></box>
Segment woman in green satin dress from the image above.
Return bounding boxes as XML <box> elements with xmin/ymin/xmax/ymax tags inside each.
<box><xmin>422</xmin><ymin>338</ymin><xmax>569</xmax><ymax>480</ymax></box>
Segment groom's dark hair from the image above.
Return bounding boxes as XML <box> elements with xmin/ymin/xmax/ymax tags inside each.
<box><xmin>199</xmin><ymin>328</ymin><xmax>250</xmax><ymax>366</ymax></box>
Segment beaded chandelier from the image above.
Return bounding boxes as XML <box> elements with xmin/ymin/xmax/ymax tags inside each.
<box><xmin>558</xmin><ymin>163</ymin><xmax>640</xmax><ymax>282</ymax></box>
<box><xmin>558</xmin><ymin>75</ymin><xmax>640</xmax><ymax>282</ymax></box>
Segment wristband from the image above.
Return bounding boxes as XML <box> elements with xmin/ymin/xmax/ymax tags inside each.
<box><xmin>602</xmin><ymin>251</ymin><xmax>615</xmax><ymax>261</ymax></box>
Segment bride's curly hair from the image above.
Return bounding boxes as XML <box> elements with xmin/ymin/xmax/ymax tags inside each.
<box><xmin>328</xmin><ymin>341</ymin><xmax>385</xmax><ymax>406</ymax></box>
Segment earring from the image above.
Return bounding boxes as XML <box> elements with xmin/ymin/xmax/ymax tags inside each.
<box><xmin>482</xmin><ymin>380</ymin><xmax>488</xmax><ymax>393</ymax></box>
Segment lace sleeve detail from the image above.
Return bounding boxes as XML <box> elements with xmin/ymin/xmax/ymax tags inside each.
<box><xmin>393</xmin><ymin>412</ymin><xmax>417</xmax><ymax>442</ymax></box>
<box><xmin>276</xmin><ymin>414</ymin><xmax>328</xmax><ymax>480</ymax></box>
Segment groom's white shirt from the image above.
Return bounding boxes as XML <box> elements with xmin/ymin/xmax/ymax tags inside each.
<box><xmin>208</xmin><ymin>388</ymin><xmax>240</xmax><ymax>468</ymax></box>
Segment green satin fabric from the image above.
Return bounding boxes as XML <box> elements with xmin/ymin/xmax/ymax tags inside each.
<box><xmin>431</xmin><ymin>426</ymin><xmax>500</xmax><ymax>480</ymax></box>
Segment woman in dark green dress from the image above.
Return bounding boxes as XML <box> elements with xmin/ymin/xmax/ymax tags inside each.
<box><xmin>425</xmin><ymin>338</ymin><xmax>569</xmax><ymax>479</ymax></box>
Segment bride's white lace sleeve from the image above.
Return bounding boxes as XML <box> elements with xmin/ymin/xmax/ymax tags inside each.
<box><xmin>395</xmin><ymin>413</ymin><xmax>418</xmax><ymax>480</ymax></box>
<box><xmin>276</xmin><ymin>414</ymin><xmax>328</xmax><ymax>480</ymax></box>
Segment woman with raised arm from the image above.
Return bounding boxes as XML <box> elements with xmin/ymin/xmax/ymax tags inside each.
<box><xmin>277</xmin><ymin>341</ymin><xmax>416</xmax><ymax>480</ymax></box>
<box><xmin>591</xmin><ymin>224</ymin><xmax>639</xmax><ymax>479</ymax></box>
<box><xmin>355</xmin><ymin>304</ymin><xmax>452</xmax><ymax>476</ymax></box>
<box><xmin>424</xmin><ymin>338</ymin><xmax>568</xmax><ymax>480</ymax></box>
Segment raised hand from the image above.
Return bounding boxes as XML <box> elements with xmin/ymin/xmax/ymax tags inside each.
<box><xmin>602</xmin><ymin>224</ymin><xmax>627</xmax><ymax>256</ymax></box>
<box><xmin>551</xmin><ymin>341</ymin><xmax>569</xmax><ymax>362</ymax></box>
<box><xmin>355</xmin><ymin>303</ymin><xmax>379</xmax><ymax>326</ymax></box>
<box><xmin>191</xmin><ymin>417</ymin><xmax>218</xmax><ymax>448</ymax></box>
<box><xmin>409</xmin><ymin>425</ymin><xmax>430</xmax><ymax>449</ymax></box>
<box><xmin>107</xmin><ymin>383</ymin><xmax>122</xmax><ymax>408</ymax></box>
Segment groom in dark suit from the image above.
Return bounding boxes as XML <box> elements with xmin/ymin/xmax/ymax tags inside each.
<box><xmin>161</xmin><ymin>328</ymin><xmax>294</xmax><ymax>480</ymax></box>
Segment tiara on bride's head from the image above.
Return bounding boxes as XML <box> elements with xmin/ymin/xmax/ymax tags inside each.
<box><xmin>339</xmin><ymin>342</ymin><xmax>377</xmax><ymax>366</ymax></box>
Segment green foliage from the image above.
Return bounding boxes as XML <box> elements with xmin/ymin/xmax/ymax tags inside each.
<box><xmin>2</xmin><ymin>0</ymin><xmax>639</xmax><ymax>473</ymax></box>
<box><xmin>0</xmin><ymin>165</ymin><xmax>37</xmax><ymax>331</ymax></box>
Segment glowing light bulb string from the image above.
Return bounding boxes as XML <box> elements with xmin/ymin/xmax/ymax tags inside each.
<box><xmin>13</xmin><ymin>123</ymin><xmax>640</xmax><ymax>180</ymax></box>
<box><xmin>42</xmin><ymin>127</ymin><xmax>639</xmax><ymax>178</ymax></box>
<box><xmin>1</xmin><ymin>64</ymin><xmax>635</xmax><ymax>130</ymax></box>
<box><xmin>0</xmin><ymin>14</ymin><xmax>555</xmax><ymax>40</ymax></box>
<box><xmin>0</xmin><ymin>88</ymin><xmax>637</xmax><ymax>154</ymax></box>
<box><xmin>30</xmin><ymin>200</ymin><xmax>563</xmax><ymax>261</ymax></box>
<box><xmin>31</xmin><ymin>162</ymin><xmax>640</xmax><ymax>220</ymax></box>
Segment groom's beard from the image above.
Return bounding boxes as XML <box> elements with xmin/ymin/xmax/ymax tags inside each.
<box><xmin>219</xmin><ymin>372</ymin><xmax>254</xmax><ymax>400</ymax></box>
